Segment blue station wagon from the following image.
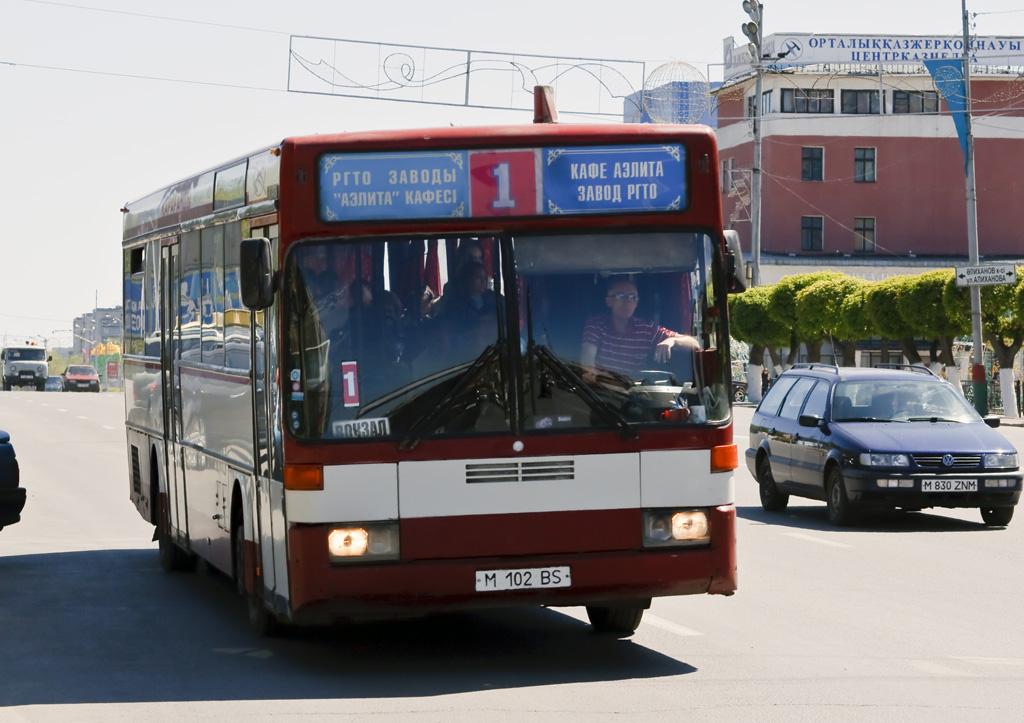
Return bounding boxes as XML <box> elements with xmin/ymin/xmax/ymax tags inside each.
<box><xmin>746</xmin><ymin>364</ymin><xmax>1021</xmax><ymax>526</ymax></box>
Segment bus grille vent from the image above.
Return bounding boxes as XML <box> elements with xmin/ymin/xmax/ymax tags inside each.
<box><xmin>131</xmin><ymin>445</ymin><xmax>142</xmax><ymax>496</ymax></box>
<box><xmin>465</xmin><ymin>460</ymin><xmax>575</xmax><ymax>484</ymax></box>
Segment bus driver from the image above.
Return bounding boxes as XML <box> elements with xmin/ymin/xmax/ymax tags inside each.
<box><xmin>580</xmin><ymin>276</ymin><xmax>699</xmax><ymax>384</ymax></box>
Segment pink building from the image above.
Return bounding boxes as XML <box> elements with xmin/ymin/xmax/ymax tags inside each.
<box><xmin>713</xmin><ymin>32</ymin><xmax>1024</xmax><ymax>284</ymax></box>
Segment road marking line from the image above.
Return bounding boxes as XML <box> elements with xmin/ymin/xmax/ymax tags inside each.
<box><xmin>911</xmin><ymin>659</ymin><xmax>977</xmax><ymax>677</ymax></box>
<box><xmin>950</xmin><ymin>656</ymin><xmax>1024</xmax><ymax>666</ymax></box>
<box><xmin>783</xmin><ymin>532</ymin><xmax>851</xmax><ymax>548</ymax></box>
<box><xmin>643</xmin><ymin>613</ymin><xmax>703</xmax><ymax>637</ymax></box>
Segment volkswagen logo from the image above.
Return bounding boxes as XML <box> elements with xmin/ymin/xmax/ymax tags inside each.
<box><xmin>942</xmin><ymin>454</ymin><xmax>955</xmax><ymax>467</ymax></box>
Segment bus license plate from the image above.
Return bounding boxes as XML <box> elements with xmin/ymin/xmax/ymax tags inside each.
<box><xmin>475</xmin><ymin>566</ymin><xmax>571</xmax><ymax>592</ymax></box>
<box><xmin>922</xmin><ymin>479</ymin><xmax>978</xmax><ymax>493</ymax></box>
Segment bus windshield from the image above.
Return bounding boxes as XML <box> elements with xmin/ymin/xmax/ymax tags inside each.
<box><xmin>284</xmin><ymin>230</ymin><xmax>728</xmax><ymax>442</ymax></box>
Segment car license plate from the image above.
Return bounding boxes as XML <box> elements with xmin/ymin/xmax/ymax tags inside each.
<box><xmin>475</xmin><ymin>566</ymin><xmax>571</xmax><ymax>592</ymax></box>
<box><xmin>922</xmin><ymin>479</ymin><xmax>978</xmax><ymax>493</ymax></box>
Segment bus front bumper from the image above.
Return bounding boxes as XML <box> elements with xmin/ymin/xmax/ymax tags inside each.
<box><xmin>283</xmin><ymin>504</ymin><xmax>736</xmax><ymax>625</ymax></box>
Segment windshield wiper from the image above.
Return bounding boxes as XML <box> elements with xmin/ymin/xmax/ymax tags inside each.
<box><xmin>400</xmin><ymin>344</ymin><xmax>500</xmax><ymax>450</ymax></box>
<box><xmin>522</xmin><ymin>286</ymin><xmax>636</xmax><ymax>441</ymax></box>
<box><xmin>530</xmin><ymin>343</ymin><xmax>638</xmax><ymax>441</ymax></box>
<box><xmin>834</xmin><ymin>417</ymin><xmax>886</xmax><ymax>423</ymax></box>
<box><xmin>907</xmin><ymin>416</ymin><xmax>962</xmax><ymax>423</ymax></box>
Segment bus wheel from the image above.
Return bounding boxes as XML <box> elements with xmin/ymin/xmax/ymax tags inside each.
<box><xmin>232</xmin><ymin>517</ymin><xmax>282</xmax><ymax>636</ymax></box>
<box><xmin>980</xmin><ymin>506</ymin><xmax>1014</xmax><ymax>527</ymax></box>
<box><xmin>156</xmin><ymin>493</ymin><xmax>196</xmax><ymax>573</ymax></box>
<box><xmin>586</xmin><ymin>602</ymin><xmax>647</xmax><ymax>637</ymax></box>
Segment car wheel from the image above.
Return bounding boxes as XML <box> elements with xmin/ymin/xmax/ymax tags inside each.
<box><xmin>586</xmin><ymin>601</ymin><xmax>647</xmax><ymax>636</ymax></box>
<box><xmin>733</xmin><ymin>385</ymin><xmax>747</xmax><ymax>403</ymax></box>
<box><xmin>980</xmin><ymin>506</ymin><xmax>1014</xmax><ymax>527</ymax></box>
<box><xmin>825</xmin><ymin>467</ymin><xmax>855</xmax><ymax>526</ymax></box>
<box><xmin>757</xmin><ymin>455</ymin><xmax>789</xmax><ymax>512</ymax></box>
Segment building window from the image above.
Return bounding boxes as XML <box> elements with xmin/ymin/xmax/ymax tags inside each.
<box><xmin>893</xmin><ymin>90</ymin><xmax>938</xmax><ymax>114</ymax></box>
<box><xmin>841</xmin><ymin>89</ymin><xmax>883</xmax><ymax>114</ymax></box>
<box><xmin>747</xmin><ymin>91</ymin><xmax>773</xmax><ymax>117</ymax></box>
<box><xmin>801</xmin><ymin>216</ymin><xmax>824</xmax><ymax>251</ymax></box>
<box><xmin>854</xmin><ymin>217</ymin><xmax>876</xmax><ymax>253</ymax></box>
<box><xmin>854</xmin><ymin>148</ymin><xmax>876</xmax><ymax>183</ymax></box>
<box><xmin>781</xmin><ymin>88</ymin><xmax>835</xmax><ymax>114</ymax></box>
<box><xmin>802</xmin><ymin>147</ymin><xmax>824</xmax><ymax>182</ymax></box>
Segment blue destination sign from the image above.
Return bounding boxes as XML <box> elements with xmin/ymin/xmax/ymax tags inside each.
<box><xmin>318</xmin><ymin>144</ymin><xmax>688</xmax><ymax>222</ymax></box>
<box><xmin>320</xmin><ymin>151</ymin><xmax>468</xmax><ymax>221</ymax></box>
<box><xmin>542</xmin><ymin>144</ymin><xmax>686</xmax><ymax>214</ymax></box>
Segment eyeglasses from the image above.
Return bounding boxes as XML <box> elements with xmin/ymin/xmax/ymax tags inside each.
<box><xmin>607</xmin><ymin>292</ymin><xmax>638</xmax><ymax>301</ymax></box>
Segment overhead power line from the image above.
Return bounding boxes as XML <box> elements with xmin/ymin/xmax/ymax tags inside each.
<box><xmin>24</xmin><ymin>0</ymin><xmax>291</xmax><ymax>36</ymax></box>
<box><xmin>0</xmin><ymin>59</ymin><xmax>285</xmax><ymax>93</ymax></box>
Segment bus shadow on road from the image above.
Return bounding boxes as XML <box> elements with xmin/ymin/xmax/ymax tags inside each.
<box><xmin>0</xmin><ymin>548</ymin><xmax>696</xmax><ymax>708</ymax></box>
<box><xmin>737</xmin><ymin>504</ymin><xmax>996</xmax><ymax>534</ymax></box>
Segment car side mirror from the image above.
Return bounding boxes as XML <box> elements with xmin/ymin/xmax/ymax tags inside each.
<box><xmin>983</xmin><ymin>415</ymin><xmax>1001</xmax><ymax>429</ymax></box>
<box><xmin>798</xmin><ymin>413</ymin><xmax>823</xmax><ymax>428</ymax></box>
<box><xmin>240</xmin><ymin>237</ymin><xmax>275</xmax><ymax>310</ymax></box>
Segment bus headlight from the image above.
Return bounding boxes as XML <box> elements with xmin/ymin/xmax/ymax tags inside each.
<box><xmin>642</xmin><ymin>509</ymin><xmax>711</xmax><ymax>548</ymax></box>
<box><xmin>327</xmin><ymin>522</ymin><xmax>400</xmax><ymax>562</ymax></box>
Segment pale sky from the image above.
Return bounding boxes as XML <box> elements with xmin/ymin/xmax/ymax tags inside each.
<box><xmin>2</xmin><ymin>0</ymin><xmax>1022</xmax><ymax>346</ymax></box>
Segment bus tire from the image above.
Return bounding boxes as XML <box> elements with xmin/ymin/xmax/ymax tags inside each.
<box><xmin>156</xmin><ymin>495</ymin><xmax>196</xmax><ymax>573</ymax></box>
<box><xmin>586</xmin><ymin>601</ymin><xmax>647</xmax><ymax>637</ymax></box>
<box><xmin>232</xmin><ymin>512</ymin><xmax>283</xmax><ymax>636</ymax></box>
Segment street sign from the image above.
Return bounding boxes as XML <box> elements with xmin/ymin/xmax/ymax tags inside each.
<box><xmin>954</xmin><ymin>264</ymin><xmax>1017</xmax><ymax>287</ymax></box>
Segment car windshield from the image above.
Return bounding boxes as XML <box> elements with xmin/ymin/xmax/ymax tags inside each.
<box><xmin>283</xmin><ymin>231</ymin><xmax>729</xmax><ymax>442</ymax></box>
<box><xmin>67</xmin><ymin>366</ymin><xmax>96</xmax><ymax>375</ymax></box>
<box><xmin>832</xmin><ymin>379</ymin><xmax>979</xmax><ymax>423</ymax></box>
<box><xmin>6</xmin><ymin>349</ymin><xmax>46</xmax><ymax>362</ymax></box>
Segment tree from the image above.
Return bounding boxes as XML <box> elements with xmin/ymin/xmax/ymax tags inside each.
<box><xmin>768</xmin><ymin>272</ymin><xmax>838</xmax><ymax>364</ymax></box>
<box><xmin>944</xmin><ymin>268</ymin><xmax>1024</xmax><ymax>416</ymax></box>
<box><xmin>796</xmin><ymin>272</ymin><xmax>870</xmax><ymax>366</ymax></box>
<box><xmin>865</xmin><ymin>275</ymin><xmax>923</xmax><ymax>364</ymax></box>
<box><xmin>898</xmin><ymin>269</ymin><xmax>966</xmax><ymax>384</ymax></box>
<box><xmin>729</xmin><ymin>285</ymin><xmax>788</xmax><ymax>402</ymax></box>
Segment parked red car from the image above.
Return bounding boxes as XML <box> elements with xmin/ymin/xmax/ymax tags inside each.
<box><xmin>62</xmin><ymin>365</ymin><xmax>101</xmax><ymax>392</ymax></box>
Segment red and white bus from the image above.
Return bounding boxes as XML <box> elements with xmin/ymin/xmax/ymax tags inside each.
<box><xmin>122</xmin><ymin>95</ymin><xmax>739</xmax><ymax>635</ymax></box>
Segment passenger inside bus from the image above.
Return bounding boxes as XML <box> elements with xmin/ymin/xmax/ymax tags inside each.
<box><xmin>430</xmin><ymin>260</ymin><xmax>500</xmax><ymax>366</ymax></box>
<box><xmin>580</xmin><ymin>275</ymin><xmax>699</xmax><ymax>386</ymax></box>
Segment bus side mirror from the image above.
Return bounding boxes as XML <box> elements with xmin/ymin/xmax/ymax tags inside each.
<box><xmin>240</xmin><ymin>237</ymin><xmax>275</xmax><ymax>310</ymax></box>
<box><xmin>723</xmin><ymin>230</ymin><xmax>747</xmax><ymax>292</ymax></box>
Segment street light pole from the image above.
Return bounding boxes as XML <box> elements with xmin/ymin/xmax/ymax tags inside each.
<box><xmin>962</xmin><ymin>0</ymin><xmax>986</xmax><ymax>415</ymax></box>
<box><xmin>742</xmin><ymin>1</ymin><xmax>764</xmax><ymax>288</ymax></box>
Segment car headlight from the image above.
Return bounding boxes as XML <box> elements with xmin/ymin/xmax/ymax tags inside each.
<box><xmin>984</xmin><ymin>452</ymin><xmax>1018</xmax><ymax>469</ymax></box>
<box><xmin>859</xmin><ymin>453</ymin><xmax>911</xmax><ymax>467</ymax></box>
<box><xmin>327</xmin><ymin>522</ymin><xmax>399</xmax><ymax>563</ymax></box>
<box><xmin>642</xmin><ymin>509</ymin><xmax>710</xmax><ymax>548</ymax></box>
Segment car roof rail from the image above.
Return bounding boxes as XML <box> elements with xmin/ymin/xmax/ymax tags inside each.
<box><xmin>873</xmin><ymin>363</ymin><xmax>938</xmax><ymax>377</ymax></box>
<box><xmin>789</xmin><ymin>363</ymin><xmax>840</xmax><ymax>374</ymax></box>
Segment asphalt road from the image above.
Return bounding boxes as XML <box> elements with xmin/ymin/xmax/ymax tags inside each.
<box><xmin>1</xmin><ymin>392</ymin><xmax>1022</xmax><ymax>722</ymax></box>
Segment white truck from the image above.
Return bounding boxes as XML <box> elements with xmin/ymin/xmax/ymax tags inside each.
<box><xmin>1</xmin><ymin>343</ymin><xmax>51</xmax><ymax>391</ymax></box>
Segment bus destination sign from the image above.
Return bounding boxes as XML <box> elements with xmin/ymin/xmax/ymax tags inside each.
<box><xmin>319</xmin><ymin>144</ymin><xmax>687</xmax><ymax>222</ymax></box>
